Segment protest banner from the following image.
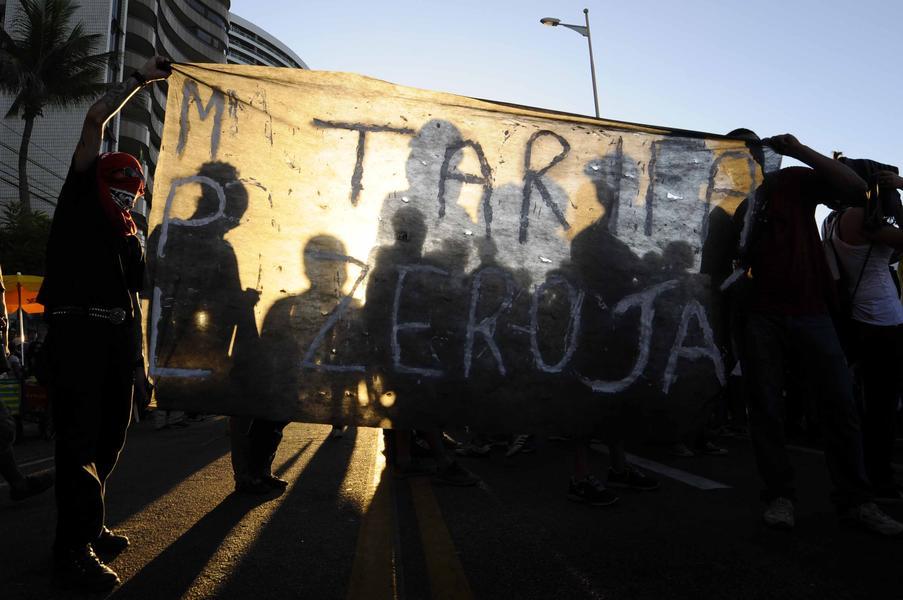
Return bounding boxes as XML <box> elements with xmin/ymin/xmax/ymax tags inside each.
<box><xmin>148</xmin><ymin>63</ymin><xmax>773</xmax><ymax>436</ymax></box>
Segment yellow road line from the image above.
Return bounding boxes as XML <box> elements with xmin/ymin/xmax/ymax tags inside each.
<box><xmin>409</xmin><ymin>478</ymin><xmax>475</xmax><ymax>600</ymax></box>
<box><xmin>347</xmin><ymin>431</ymin><xmax>397</xmax><ymax>600</ymax></box>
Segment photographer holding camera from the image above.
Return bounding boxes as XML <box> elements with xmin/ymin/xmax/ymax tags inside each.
<box><xmin>739</xmin><ymin>133</ymin><xmax>902</xmax><ymax>536</ymax></box>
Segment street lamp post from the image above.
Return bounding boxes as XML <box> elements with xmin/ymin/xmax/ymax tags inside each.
<box><xmin>540</xmin><ymin>8</ymin><xmax>600</xmax><ymax>119</ymax></box>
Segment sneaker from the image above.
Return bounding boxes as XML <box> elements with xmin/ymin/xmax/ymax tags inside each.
<box><xmin>489</xmin><ymin>436</ymin><xmax>510</xmax><ymax>448</ymax></box>
<box><xmin>763</xmin><ymin>497</ymin><xmax>795</xmax><ymax>530</ymax></box>
<box><xmin>843</xmin><ymin>502</ymin><xmax>903</xmax><ymax>536</ymax></box>
<box><xmin>262</xmin><ymin>474</ymin><xmax>289</xmax><ymax>489</ymax></box>
<box><xmin>607</xmin><ymin>466</ymin><xmax>660</xmax><ymax>491</ymax></box>
<box><xmin>455</xmin><ymin>442</ymin><xmax>491</xmax><ymax>458</ymax></box>
<box><xmin>235</xmin><ymin>478</ymin><xmax>280</xmax><ymax>494</ymax></box>
<box><xmin>505</xmin><ymin>434</ymin><xmax>534</xmax><ymax>457</ymax></box>
<box><xmin>670</xmin><ymin>442</ymin><xmax>696</xmax><ymax>457</ymax></box>
<box><xmin>53</xmin><ymin>545</ymin><xmax>120</xmax><ymax>592</ymax></box>
<box><xmin>432</xmin><ymin>461</ymin><xmax>480</xmax><ymax>487</ymax></box>
<box><xmin>329</xmin><ymin>425</ymin><xmax>347</xmax><ymax>439</ymax></box>
<box><xmin>9</xmin><ymin>471</ymin><xmax>54</xmax><ymax>502</ymax></box>
<box><xmin>441</xmin><ymin>431</ymin><xmax>460</xmax><ymax>449</ymax></box>
<box><xmin>698</xmin><ymin>441</ymin><xmax>728</xmax><ymax>456</ymax></box>
<box><xmin>723</xmin><ymin>425</ymin><xmax>749</xmax><ymax>439</ymax></box>
<box><xmin>568</xmin><ymin>475</ymin><xmax>619</xmax><ymax>506</ymax></box>
<box><xmin>92</xmin><ymin>527</ymin><xmax>129</xmax><ymax>562</ymax></box>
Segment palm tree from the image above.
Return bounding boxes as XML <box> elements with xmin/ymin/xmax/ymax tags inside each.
<box><xmin>0</xmin><ymin>0</ymin><xmax>114</xmax><ymax>212</ymax></box>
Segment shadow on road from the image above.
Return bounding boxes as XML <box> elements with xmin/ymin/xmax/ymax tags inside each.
<box><xmin>111</xmin><ymin>485</ymin><xmax>284</xmax><ymax>598</ymax></box>
<box><xmin>104</xmin><ymin>420</ymin><xmax>233</xmax><ymax>528</ymax></box>
<box><xmin>212</xmin><ymin>427</ymin><xmax>360</xmax><ymax>598</ymax></box>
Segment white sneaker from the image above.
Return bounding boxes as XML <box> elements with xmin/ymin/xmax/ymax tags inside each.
<box><xmin>763</xmin><ymin>497</ymin><xmax>795</xmax><ymax>529</ymax></box>
<box><xmin>845</xmin><ymin>502</ymin><xmax>903</xmax><ymax>537</ymax></box>
<box><xmin>505</xmin><ymin>434</ymin><xmax>532</xmax><ymax>457</ymax></box>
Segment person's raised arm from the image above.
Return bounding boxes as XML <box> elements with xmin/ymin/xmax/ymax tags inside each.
<box><xmin>72</xmin><ymin>56</ymin><xmax>172</xmax><ymax>173</ymax></box>
<box><xmin>764</xmin><ymin>134</ymin><xmax>867</xmax><ymax>203</ymax></box>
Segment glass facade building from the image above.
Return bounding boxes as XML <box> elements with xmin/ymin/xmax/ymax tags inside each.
<box><xmin>0</xmin><ymin>1</ymin><xmax>305</xmax><ymax>237</ymax></box>
<box><xmin>227</xmin><ymin>14</ymin><xmax>306</xmax><ymax>69</ymax></box>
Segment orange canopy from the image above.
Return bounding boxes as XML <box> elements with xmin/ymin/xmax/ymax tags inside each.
<box><xmin>2</xmin><ymin>274</ymin><xmax>44</xmax><ymax>314</ymax></box>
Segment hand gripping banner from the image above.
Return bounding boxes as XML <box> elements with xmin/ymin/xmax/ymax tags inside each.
<box><xmin>148</xmin><ymin>63</ymin><xmax>772</xmax><ymax>438</ymax></box>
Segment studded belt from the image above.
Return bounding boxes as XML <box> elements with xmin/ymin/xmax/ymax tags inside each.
<box><xmin>50</xmin><ymin>306</ymin><xmax>129</xmax><ymax>325</ymax></box>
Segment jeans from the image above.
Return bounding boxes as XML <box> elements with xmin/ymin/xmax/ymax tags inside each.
<box><xmin>0</xmin><ymin>401</ymin><xmax>19</xmax><ymax>485</ymax></box>
<box><xmin>231</xmin><ymin>417</ymin><xmax>287</xmax><ymax>481</ymax></box>
<box><xmin>49</xmin><ymin>317</ymin><xmax>135</xmax><ymax>549</ymax></box>
<box><xmin>0</xmin><ymin>401</ymin><xmax>14</xmax><ymax>453</ymax></box>
<box><xmin>248</xmin><ymin>419</ymin><xmax>288</xmax><ymax>478</ymax></box>
<box><xmin>853</xmin><ymin>322</ymin><xmax>903</xmax><ymax>489</ymax></box>
<box><xmin>742</xmin><ymin>312</ymin><xmax>871</xmax><ymax>510</ymax></box>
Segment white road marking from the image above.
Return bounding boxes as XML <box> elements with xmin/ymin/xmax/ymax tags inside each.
<box><xmin>624</xmin><ymin>453</ymin><xmax>731</xmax><ymax>490</ymax></box>
<box><xmin>18</xmin><ymin>456</ymin><xmax>54</xmax><ymax>468</ymax></box>
<box><xmin>591</xmin><ymin>443</ymin><xmax>730</xmax><ymax>490</ymax></box>
<box><xmin>785</xmin><ymin>444</ymin><xmax>824</xmax><ymax>456</ymax></box>
<box><xmin>0</xmin><ymin>456</ymin><xmax>54</xmax><ymax>489</ymax></box>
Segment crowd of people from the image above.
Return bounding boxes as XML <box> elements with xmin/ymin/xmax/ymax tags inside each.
<box><xmin>1</xmin><ymin>55</ymin><xmax>901</xmax><ymax>593</ymax></box>
<box><xmin>718</xmin><ymin>131</ymin><xmax>902</xmax><ymax>534</ymax></box>
<box><xmin>0</xmin><ymin>267</ymin><xmax>54</xmax><ymax>504</ymax></box>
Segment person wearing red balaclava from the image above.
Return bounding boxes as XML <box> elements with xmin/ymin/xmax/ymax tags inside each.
<box><xmin>94</xmin><ymin>151</ymin><xmax>145</xmax><ymax>237</ymax></box>
<box><xmin>37</xmin><ymin>55</ymin><xmax>171</xmax><ymax>593</ymax></box>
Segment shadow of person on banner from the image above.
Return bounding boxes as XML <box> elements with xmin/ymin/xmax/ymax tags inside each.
<box><xmin>366</xmin><ymin>118</ymin><xmax>470</xmax><ymax>419</ymax></box>
<box><xmin>563</xmin><ymin>152</ymin><xmax>682</xmax><ymax>470</ymax></box>
<box><xmin>146</xmin><ymin>161</ymin><xmax>263</xmax><ymax>484</ymax></box>
<box><xmin>364</xmin><ymin>205</ymin><xmax>438</xmax><ymax>417</ymax></box>
<box><xmin>146</xmin><ymin>161</ymin><xmax>258</xmax><ymax>389</ymax></box>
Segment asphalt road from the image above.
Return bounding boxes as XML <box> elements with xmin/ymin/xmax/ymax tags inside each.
<box><xmin>1</xmin><ymin>416</ymin><xmax>902</xmax><ymax>599</ymax></box>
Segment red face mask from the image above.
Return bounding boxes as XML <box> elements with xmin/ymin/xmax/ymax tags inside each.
<box><xmin>96</xmin><ymin>152</ymin><xmax>145</xmax><ymax>237</ymax></box>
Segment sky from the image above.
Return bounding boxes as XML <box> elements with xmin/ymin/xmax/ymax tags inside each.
<box><xmin>229</xmin><ymin>0</ymin><xmax>902</xmax><ymax>175</ymax></box>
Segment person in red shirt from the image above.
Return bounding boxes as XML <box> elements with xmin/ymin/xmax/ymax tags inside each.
<box><xmin>741</xmin><ymin>133</ymin><xmax>902</xmax><ymax>536</ymax></box>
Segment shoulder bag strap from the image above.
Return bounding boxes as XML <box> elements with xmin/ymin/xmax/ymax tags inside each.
<box><xmin>828</xmin><ymin>209</ymin><xmax>872</xmax><ymax>305</ymax></box>
<box><xmin>849</xmin><ymin>243</ymin><xmax>873</xmax><ymax>305</ymax></box>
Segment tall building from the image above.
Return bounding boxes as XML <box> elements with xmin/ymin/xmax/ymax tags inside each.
<box><xmin>119</xmin><ymin>0</ymin><xmax>232</xmax><ymax>234</ymax></box>
<box><xmin>0</xmin><ymin>1</ymin><xmax>306</xmax><ymax>236</ymax></box>
<box><xmin>227</xmin><ymin>13</ymin><xmax>306</xmax><ymax>69</ymax></box>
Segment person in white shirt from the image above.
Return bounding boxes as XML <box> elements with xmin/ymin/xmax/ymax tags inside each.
<box><xmin>829</xmin><ymin>167</ymin><xmax>903</xmax><ymax>503</ymax></box>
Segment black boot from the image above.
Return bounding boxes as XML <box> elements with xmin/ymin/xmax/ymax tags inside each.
<box><xmin>262</xmin><ymin>474</ymin><xmax>288</xmax><ymax>489</ymax></box>
<box><xmin>92</xmin><ymin>526</ymin><xmax>130</xmax><ymax>562</ymax></box>
<box><xmin>234</xmin><ymin>477</ymin><xmax>273</xmax><ymax>494</ymax></box>
<box><xmin>53</xmin><ymin>544</ymin><xmax>120</xmax><ymax>592</ymax></box>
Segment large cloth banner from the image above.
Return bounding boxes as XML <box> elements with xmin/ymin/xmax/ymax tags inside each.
<box><xmin>148</xmin><ymin>63</ymin><xmax>771</xmax><ymax>437</ymax></box>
